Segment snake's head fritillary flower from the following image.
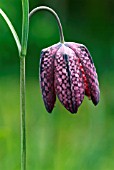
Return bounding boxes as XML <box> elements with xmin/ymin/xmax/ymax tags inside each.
<box><xmin>40</xmin><ymin>42</ymin><xmax>100</xmax><ymax>113</ymax></box>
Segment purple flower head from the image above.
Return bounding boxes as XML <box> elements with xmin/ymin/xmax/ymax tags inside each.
<box><xmin>40</xmin><ymin>42</ymin><xmax>100</xmax><ymax>114</ymax></box>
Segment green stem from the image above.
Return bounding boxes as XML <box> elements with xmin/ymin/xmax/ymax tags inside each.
<box><xmin>29</xmin><ymin>6</ymin><xmax>64</xmax><ymax>43</ymax></box>
<box><xmin>20</xmin><ymin>56</ymin><xmax>26</xmax><ymax>170</ymax></box>
<box><xmin>20</xmin><ymin>1</ymin><xmax>29</xmax><ymax>170</ymax></box>
<box><xmin>0</xmin><ymin>8</ymin><xmax>21</xmax><ymax>54</ymax></box>
<box><xmin>21</xmin><ymin>0</ymin><xmax>29</xmax><ymax>56</ymax></box>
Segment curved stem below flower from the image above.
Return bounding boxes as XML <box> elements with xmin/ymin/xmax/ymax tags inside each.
<box><xmin>29</xmin><ymin>6</ymin><xmax>64</xmax><ymax>43</ymax></box>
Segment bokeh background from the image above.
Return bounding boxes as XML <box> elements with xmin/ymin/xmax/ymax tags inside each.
<box><xmin>0</xmin><ymin>0</ymin><xmax>114</xmax><ymax>170</ymax></box>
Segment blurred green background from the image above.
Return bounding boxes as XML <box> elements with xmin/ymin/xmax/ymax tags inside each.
<box><xmin>0</xmin><ymin>0</ymin><xmax>114</xmax><ymax>170</ymax></box>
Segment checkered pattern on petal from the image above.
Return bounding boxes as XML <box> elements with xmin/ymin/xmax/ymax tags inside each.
<box><xmin>54</xmin><ymin>45</ymin><xmax>85</xmax><ymax>113</ymax></box>
<box><xmin>40</xmin><ymin>42</ymin><xmax>100</xmax><ymax>114</ymax></box>
<box><xmin>65</xmin><ymin>42</ymin><xmax>100</xmax><ymax>105</ymax></box>
<box><xmin>40</xmin><ymin>43</ymin><xmax>60</xmax><ymax>112</ymax></box>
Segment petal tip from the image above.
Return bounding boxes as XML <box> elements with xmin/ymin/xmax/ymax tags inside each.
<box><xmin>44</xmin><ymin>101</ymin><xmax>55</xmax><ymax>113</ymax></box>
<box><xmin>92</xmin><ymin>91</ymin><xmax>100</xmax><ymax>106</ymax></box>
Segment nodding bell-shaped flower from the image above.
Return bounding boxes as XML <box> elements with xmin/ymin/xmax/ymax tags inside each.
<box><xmin>29</xmin><ymin>6</ymin><xmax>100</xmax><ymax>113</ymax></box>
<box><xmin>40</xmin><ymin>42</ymin><xmax>100</xmax><ymax>113</ymax></box>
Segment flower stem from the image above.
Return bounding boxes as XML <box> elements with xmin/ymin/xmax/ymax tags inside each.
<box><xmin>20</xmin><ymin>56</ymin><xmax>26</xmax><ymax>170</ymax></box>
<box><xmin>20</xmin><ymin>1</ymin><xmax>29</xmax><ymax>170</ymax></box>
<box><xmin>21</xmin><ymin>0</ymin><xmax>29</xmax><ymax>56</ymax></box>
<box><xmin>29</xmin><ymin>6</ymin><xmax>64</xmax><ymax>43</ymax></box>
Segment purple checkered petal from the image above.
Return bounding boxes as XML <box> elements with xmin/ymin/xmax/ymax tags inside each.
<box><xmin>40</xmin><ymin>43</ymin><xmax>60</xmax><ymax>112</ymax></box>
<box><xmin>54</xmin><ymin>44</ymin><xmax>85</xmax><ymax>113</ymax></box>
<box><xmin>40</xmin><ymin>41</ymin><xmax>100</xmax><ymax>114</ymax></box>
<box><xmin>65</xmin><ymin>42</ymin><xmax>100</xmax><ymax>105</ymax></box>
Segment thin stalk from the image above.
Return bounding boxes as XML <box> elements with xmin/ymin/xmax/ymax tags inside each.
<box><xmin>0</xmin><ymin>8</ymin><xmax>21</xmax><ymax>54</ymax></box>
<box><xmin>29</xmin><ymin>6</ymin><xmax>64</xmax><ymax>43</ymax></box>
<box><xmin>20</xmin><ymin>56</ymin><xmax>26</xmax><ymax>170</ymax></box>
<box><xmin>20</xmin><ymin>1</ymin><xmax>29</xmax><ymax>170</ymax></box>
<box><xmin>21</xmin><ymin>0</ymin><xmax>29</xmax><ymax>56</ymax></box>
